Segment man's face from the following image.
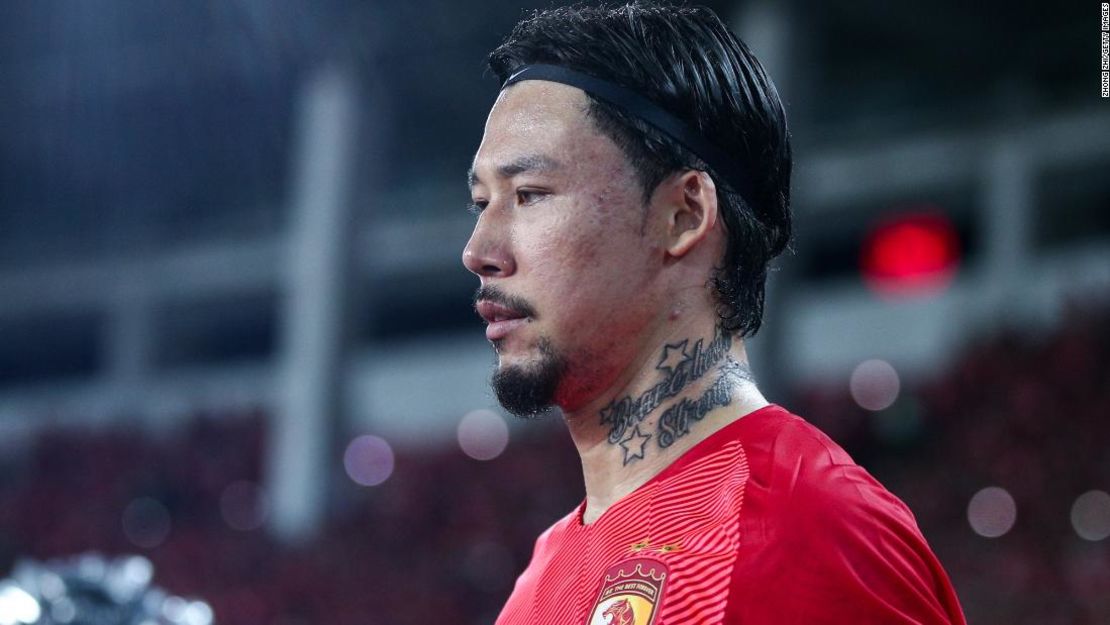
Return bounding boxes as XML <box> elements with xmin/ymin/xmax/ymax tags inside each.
<box><xmin>464</xmin><ymin>81</ymin><xmax>666</xmax><ymax>417</ymax></box>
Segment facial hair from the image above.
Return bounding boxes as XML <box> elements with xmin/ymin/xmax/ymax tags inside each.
<box><xmin>491</xmin><ymin>336</ymin><xmax>566</xmax><ymax>418</ymax></box>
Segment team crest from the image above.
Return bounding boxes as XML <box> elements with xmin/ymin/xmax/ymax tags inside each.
<box><xmin>587</xmin><ymin>557</ymin><xmax>668</xmax><ymax>625</ymax></box>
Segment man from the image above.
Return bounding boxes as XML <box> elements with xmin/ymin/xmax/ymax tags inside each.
<box><xmin>463</xmin><ymin>3</ymin><xmax>966</xmax><ymax>623</ymax></box>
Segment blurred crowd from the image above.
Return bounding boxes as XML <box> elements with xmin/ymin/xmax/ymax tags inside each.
<box><xmin>800</xmin><ymin>302</ymin><xmax>1110</xmax><ymax>624</ymax></box>
<box><xmin>1</xmin><ymin>304</ymin><xmax>1106</xmax><ymax>624</ymax></box>
<box><xmin>0</xmin><ymin>408</ymin><xmax>581</xmax><ymax>624</ymax></box>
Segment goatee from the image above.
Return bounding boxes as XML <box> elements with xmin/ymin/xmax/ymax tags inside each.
<box><xmin>491</xmin><ymin>337</ymin><xmax>566</xmax><ymax>418</ymax></box>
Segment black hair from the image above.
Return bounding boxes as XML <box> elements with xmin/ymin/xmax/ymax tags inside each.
<box><xmin>488</xmin><ymin>1</ymin><xmax>792</xmax><ymax>337</ymax></box>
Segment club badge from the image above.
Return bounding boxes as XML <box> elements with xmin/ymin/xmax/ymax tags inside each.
<box><xmin>587</xmin><ymin>557</ymin><xmax>668</xmax><ymax>625</ymax></box>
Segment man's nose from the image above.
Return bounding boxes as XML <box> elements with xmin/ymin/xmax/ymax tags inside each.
<box><xmin>462</xmin><ymin>217</ymin><xmax>516</xmax><ymax>278</ymax></box>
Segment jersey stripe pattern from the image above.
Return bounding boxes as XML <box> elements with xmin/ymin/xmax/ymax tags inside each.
<box><xmin>495</xmin><ymin>404</ymin><xmax>967</xmax><ymax>625</ymax></box>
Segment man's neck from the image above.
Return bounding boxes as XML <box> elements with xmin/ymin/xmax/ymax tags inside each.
<box><xmin>562</xmin><ymin>324</ymin><xmax>768</xmax><ymax>525</ymax></box>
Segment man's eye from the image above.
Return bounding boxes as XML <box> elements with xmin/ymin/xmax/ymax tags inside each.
<box><xmin>516</xmin><ymin>189</ymin><xmax>546</xmax><ymax>205</ymax></box>
<box><xmin>467</xmin><ymin>200</ymin><xmax>488</xmax><ymax>216</ymax></box>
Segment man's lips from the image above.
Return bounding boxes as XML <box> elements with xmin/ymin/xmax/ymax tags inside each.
<box><xmin>475</xmin><ymin>300</ymin><xmax>530</xmax><ymax>341</ymax></box>
<box><xmin>485</xmin><ymin>317</ymin><xmax>529</xmax><ymax>341</ymax></box>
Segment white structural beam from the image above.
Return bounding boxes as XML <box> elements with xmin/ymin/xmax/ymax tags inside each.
<box><xmin>980</xmin><ymin>134</ymin><xmax>1034</xmax><ymax>311</ymax></box>
<box><xmin>103</xmin><ymin>265</ymin><xmax>154</xmax><ymax>413</ymax></box>
<box><xmin>797</xmin><ymin>110</ymin><xmax>1110</xmax><ymax>210</ymax></box>
<box><xmin>0</xmin><ymin>238</ymin><xmax>281</xmax><ymax>319</ymax></box>
<box><xmin>267</xmin><ymin>65</ymin><xmax>360</xmax><ymax>544</ymax></box>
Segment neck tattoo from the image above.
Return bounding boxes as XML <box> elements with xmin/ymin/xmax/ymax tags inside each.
<box><xmin>600</xmin><ymin>327</ymin><xmax>752</xmax><ymax>466</ymax></box>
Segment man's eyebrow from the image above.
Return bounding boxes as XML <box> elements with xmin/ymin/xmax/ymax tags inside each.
<box><xmin>467</xmin><ymin>154</ymin><xmax>562</xmax><ymax>188</ymax></box>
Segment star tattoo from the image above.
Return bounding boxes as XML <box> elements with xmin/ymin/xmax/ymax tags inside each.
<box><xmin>619</xmin><ymin>425</ymin><xmax>652</xmax><ymax>465</ymax></box>
<box><xmin>655</xmin><ymin>339</ymin><xmax>690</xmax><ymax>376</ymax></box>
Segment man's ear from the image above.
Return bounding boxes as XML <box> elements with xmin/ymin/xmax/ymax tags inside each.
<box><xmin>660</xmin><ymin>170</ymin><xmax>719</xmax><ymax>258</ymax></box>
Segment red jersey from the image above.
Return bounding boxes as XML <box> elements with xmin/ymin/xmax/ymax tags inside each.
<box><xmin>495</xmin><ymin>404</ymin><xmax>966</xmax><ymax>624</ymax></box>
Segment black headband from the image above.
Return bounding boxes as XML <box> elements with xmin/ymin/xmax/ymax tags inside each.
<box><xmin>503</xmin><ymin>63</ymin><xmax>754</xmax><ymax>205</ymax></box>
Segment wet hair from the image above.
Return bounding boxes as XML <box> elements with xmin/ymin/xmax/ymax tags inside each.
<box><xmin>488</xmin><ymin>1</ymin><xmax>792</xmax><ymax>337</ymax></box>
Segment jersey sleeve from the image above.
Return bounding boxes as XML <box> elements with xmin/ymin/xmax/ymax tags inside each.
<box><xmin>726</xmin><ymin>418</ymin><xmax>967</xmax><ymax>624</ymax></box>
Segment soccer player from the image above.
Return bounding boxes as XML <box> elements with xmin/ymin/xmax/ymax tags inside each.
<box><xmin>462</xmin><ymin>3</ymin><xmax>967</xmax><ymax>623</ymax></box>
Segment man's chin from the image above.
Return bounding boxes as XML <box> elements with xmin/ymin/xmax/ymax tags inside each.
<box><xmin>490</xmin><ymin>338</ymin><xmax>565</xmax><ymax>419</ymax></box>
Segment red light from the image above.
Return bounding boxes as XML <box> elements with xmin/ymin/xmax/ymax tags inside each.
<box><xmin>861</xmin><ymin>209</ymin><xmax>960</xmax><ymax>298</ymax></box>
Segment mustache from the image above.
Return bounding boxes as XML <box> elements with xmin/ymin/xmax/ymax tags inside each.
<box><xmin>473</xmin><ymin>285</ymin><xmax>537</xmax><ymax>319</ymax></box>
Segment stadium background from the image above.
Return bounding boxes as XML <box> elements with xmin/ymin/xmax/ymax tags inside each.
<box><xmin>0</xmin><ymin>1</ymin><xmax>1107</xmax><ymax>623</ymax></box>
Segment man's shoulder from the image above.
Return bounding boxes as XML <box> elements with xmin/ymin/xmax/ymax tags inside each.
<box><xmin>735</xmin><ymin>404</ymin><xmax>856</xmax><ymax>471</ymax></box>
<box><xmin>728</xmin><ymin>407</ymin><xmax>967</xmax><ymax>623</ymax></box>
<box><xmin>737</xmin><ymin>405</ymin><xmax>912</xmax><ymax>518</ymax></box>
